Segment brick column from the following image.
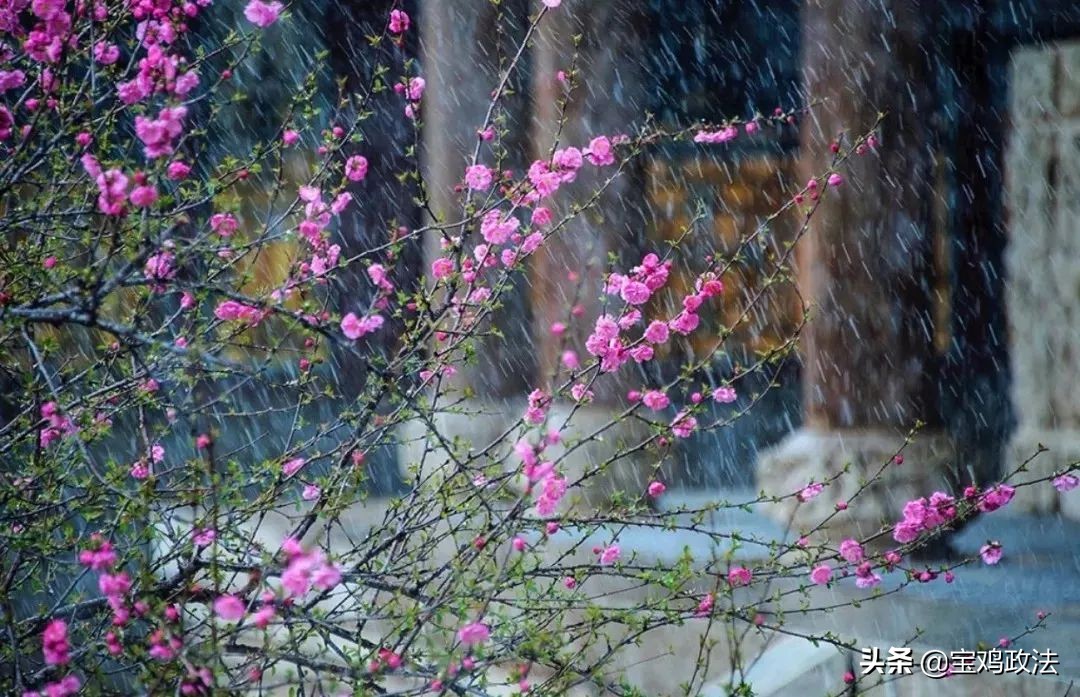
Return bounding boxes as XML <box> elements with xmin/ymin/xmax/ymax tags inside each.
<box><xmin>528</xmin><ymin>0</ymin><xmax>657</xmax><ymax>504</ymax></box>
<box><xmin>757</xmin><ymin>0</ymin><xmax>955</xmax><ymax>536</ymax></box>
<box><xmin>1005</xmin><ymin>42</ymin><xmax>1080</xmax><ymax>519</ymax></box>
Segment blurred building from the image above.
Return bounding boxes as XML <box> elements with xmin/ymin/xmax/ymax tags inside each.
<box><xmin>403</xmin><ymin>0</ymin><xmax>1080</xmax><ymax>527</ymax></box>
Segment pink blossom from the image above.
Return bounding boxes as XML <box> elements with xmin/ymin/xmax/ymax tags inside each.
<box><xmin>839</xmin><ymin>539</ymin><xmax>864</xmax><ymax>564</ymax></box>
<box><xmin>521</xmin><ymin>231</ymin><xmax>544</xmax><ymax>255</ymax></box>
<box><xmin>827</xmin><ymin>173</ymin><xmax>844</xmax><ymax>187</ymax></box>
<box><xmin>340</xmin><ymin>312</ymin><xmax>384</xmax><ymax>340</ymax></box>
<box><xmin>214</xmin><ymin>300</ymin><xmax>263</xmax><ymax>325</ymax></box>
<box><xmin>42</xmin><ymin>619</ymin><xmax>70</xmax><ymax>666</ymax></box>
<box><xmin>561</xmin><ymin>350</ymin><xmax>580</xmax><ymax>369</ymax></box>
<box><xmin>534</xmin><ymin>475</ymin><xmax>567</xmax><ymax>517</ymax></box>
<box><xmin>599</xmin><ymin>544</ymin><xmax>621</xmax><ymax>565</ymax></box>
<box><xmin>251</xmin><ymin>605</ymin><xmax>276</xmax><ymax>629</ymax></box>
<box><xmin>0</xmin><ymin>106</ymin><xmax>13</xmax><ymax>142</ymax></box>
<box><xmin>480</xmin><ymin>209</ymin><xmax>520</xmax><ymax>244</ymax></box>
<box><xmin>345</xmin><ymin>155</ymin><xmax>368</xmax><ymax>182</ymax></box>
<box><xmin>978</xmin><ymin>484</ymin><xmax>1015</xmax><ymax>512</ymax></box>
<box><xmin>404</xmin><ymin>77</ymin><xmax>425</xmax><ymax>101</ymax></box>
<box><xmin>531</xmin><ymin>207</ymin><xmax>552</xmax><ymax>226</ymax></box>
<box><xmin>457</xmin><ymin>621</ymin><xmax>490</xmax><ymax>646</ymax></box>
<box><xmin>570</xmin><ymin>383</ymin><xmax>593</xmax><ymax>402</ymax></box>
<box><xmin>431</xmin><ymin>257</ymin><xmax>455</xmax><ymax>279</ymax></box>
<box><xmin>214</xmin><ymin>594</ymin><xmax>245</xmax><ymax>621</ymax></box>
<box><xmin>644</xmin><ymin>320</ymin><xmax>669</xmax><ymax>344</ymax></box>
<box><xmin>388</xmin><ymin>9</ymin><xmax>410</xmax><ymax>33</ymax></box>
<box><xmin>641</xmin><ymin>390</ymin><xmax>669</xmax><ymax>411</ymax></box>
<box><xmin>464</xmin><ymin>164</ymin><xmax>493</xmax><ymax>190</ymax></box>
<box><xmin>144</xmin><ymin>251</ymin><xmax>175</xmax><ymax>283</ymax></box>
<box><xmin>93</xmin><ymin>41</ymin><xmax>120</xmax><ymax>65</ymax></box>
<box><xmin>311</xmin><ymin>561</ymin><xmax>341</xmax><ymax>590</ymax></box>
<box><xmin>694</xmin><ymin>126</ymin><xmax>738</xmax><ymax>144</ymax></box>
<box><xmin>585</xmin><ymin>136</ymin><xmax>614</xmax><ymax>166</ymax></box>
<box><xmin>980</xmin><ymin>542</ymin><xmax>1002</xmax><ymax>565</ymax></box>
<box><xmin>620</xmin><ymin>280</ymin><xmax>651</xmax><ymax>305</ymax></box>
<box><xmin>695</xmin><ymin>593</ymin><xmax>714</xmax><ymax>617</ymax></box>
<box><xmin>647</xmin><ymin>480</ymin><xmax>666</xmax><ymax>497</ymax></box>
<box><xmin>282</xmin><ymin>457</ymin><xmax>305</xmax><ymax>477</ymax></box>
<box><xmin>727</xmin><ymin>566</ymin><xmax>752</xmax><ymax>587</ymax></box>
<box><xmin>669</xmin><ymin>311</ymin><xmax>700</xmax><ymax>335</ymax></box>
<box><xmin>301</xmin><ymin>484</ymin><xmax>321</xmax><ymax>500</ymax></box>
<box><xmin>854</xmin><ymin>562</ymin><xmax>881</xmax><ymax>589</ymax></box>
<box><xmin>134</xmin><ymin>106</ymin><xmax>186</xmax><ymax>159</ymax></box>
<box><xmin>542</xmin><ymin>0</ymin><xmax>561</xmax><ymax>7</ymax></box>
<box><xmin>166</xmin><ymin>161</ymin><xmax>191</xmax><ymax>180</ymax></box>
<box><xmin>810</xmin><ymin>563</ymin><xmax>833</xmax><ymax>585</ymax></box>
<box><xmin>0</xmin><ymin>69</ymin><xmax>25</xmax><ymax>93</ymax></box>
<box><xmin>130</xmin><ymin>184</ymin><xmax>158</xmax><ymax>208</ymax></box>
<box><xmin>1053</xmin><ymin>473</ymin><xmax>1079</xmax><ymax>492</ymax></box>
<box><xmin>671</xmin><ymin>412</ymin><xmax>697</xmax><ymax>438</ymax></box>
<box><xmin>712</xmin><ymin>386</ymin><xmax>737</xmax><ymax>403</ymax></box>
<box><xmin>98</xmin><ymin>571</ymin><xmax>132</xmax><ymax>603</ymax></box>
<box><xmin>193</xmin><ymin>528</ymin><xmax>216</xmax><ymax>547</ymax></box>
<box><xmin>78</xmin><ymin>536</ymin><xmax>117</xmax><ymax>571</ymax></box>
<box><xmin>244</xmin><ymin>0</ymin><xmax>282</xmax><ymax>28</ymax></box>
<box><xmin>210</xmin><ymin>213</ymin><xmax>238</xmax><ymax>237</ymax></box>
<box><xmin>798</xmin><ymin>482</ymin><xmax>824</xmax><ymax>502</ymax></box>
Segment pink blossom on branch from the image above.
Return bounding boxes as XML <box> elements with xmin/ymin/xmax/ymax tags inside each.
<box><xmin>244</xmin><ymin>0</ymin><xmax>283</xmax><ymax>28</ymax></box>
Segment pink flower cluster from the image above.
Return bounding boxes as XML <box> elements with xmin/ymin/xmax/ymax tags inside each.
<box><xmin>524</xmin><ymin>388</ymin><xmax>550</xmax><ymax>425</ymax></box>
<box><xmin>515</xmin><ymin>438</ymin><xmax>568</xmax><ymax>517</ymax></box>
<box><xmin>78</xmin><ymin>534</ymin><xmax>118</xmax><ymax>570</ymax></box>
<box><xmin>42</xmin><ymin>619</ymin><xmax>70</xmax><ymax>666</ymax></box>
<box><xmin>693</xmin><ymin>126</ymin><xmax>739</xmax><ymax>144</ymax></box>
<box><xmin>264</xmin><ymin>185</ymin><xmax>349</xmax><ymax>301</ymax></box>
<box><xmin>244</xmin><ymin>0</ymin><xmax>282</xmax><ymax>28</ymax></box>
<box><xmin>341</xmin><ymin>312</ymin><xmax>384</xmax><ymax>340</ymax></box>
<box><xmin>279</xmin><ymin>537</ymin><xmax>343</xmax><ymax>598</ymax></box>
<box><xmin>214</xmin><ymin>300</ymin><xmax>265</xmax><ymax>326</ymax></box>
<box><xmin>81</xmin><ymin>155</ymin><xmax>129</xmax><ymax>216</ymax></box>
<box><xmin>395</xmin><ymin>76</ymin><xmax>425</xmax><ymax>119</ymax></box>
<box><xmin>974</xmin><ymin>483</ymin><xmax>1015</xmax><ymax>512</ymax></box>
<box><xmin>388</xmin><ymin>9</ymin><xmax>410</xmax><ymax>34</ymax></box>
<box><xmin>38</xmin><ymin>401</ymin><xmax>77</xmax><ymax>449</ymax></box>
<box><xmin>143</xmin><ymin>250</ymin><xmax>175</xmax><ymax>290</ymax></box>
<box><xmin>457</xmin><ymin>621</ymin><xmax>491</xmax><ymax>646</ymax></box>
<box><xmin>605</xmin><ymin>252</ymin><xmax>671</xmax><ymax>307</ymax></box>
<box><xmin>134</xmin><ymin>106</ymin><xmax>186</xmax><ymax>159</ymax></box>
<box><xmin>118</xmin><ymin>44</ymin><xmax>200</xmax><ymax>106</ymax></box>
<box><xmin>21</xmin><ymin>675</ymin><xmax>80</xmax><ymax>697</ymax></box>
<box><xmin>892</xmin><ymin>492</ymin><xmax>957</xmax><ymax>543</ymax></box>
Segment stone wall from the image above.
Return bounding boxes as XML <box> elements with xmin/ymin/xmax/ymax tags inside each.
<box><xmin>1005</xmin><ymin>41</ymin><xmax>1080</xmax><ymax>519</ymax></box>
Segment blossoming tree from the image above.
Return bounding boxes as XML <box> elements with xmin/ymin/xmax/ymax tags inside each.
<box><xmin>1</xmin><ymin>1</ymin><xmax>1076</xmax><ymax>696</ymax></box>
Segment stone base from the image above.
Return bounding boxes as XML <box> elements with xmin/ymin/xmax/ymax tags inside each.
<box><xmin>395</xmin><ymin>396</ymin><xmax>524</xmax><ymax>486</ymax></box>
<box><xmin>541</xmin><ymin>401</ymin><xmax>656</xmax><ymax>509</ymax></box>
<box><xmin>1008</xmin><ymin>427</ymin><xmax>1080</xmax><ymax>519</ymax></box>
<box><xmin>395</xmin><ymin>398</ymin><xmax>655</xmax><ymax>510</ymax></box>
<box><xmin>755</xmin><ymin>427</ymin><xmax>956</xmax><ymax>540</ymax></box>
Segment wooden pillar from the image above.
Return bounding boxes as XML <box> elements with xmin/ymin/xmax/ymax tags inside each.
<box><xmin>529</xmin><ymin>0</ymin><xmax>651</xmax><ymax>405</ymax></box>
<box><xmin>398</xmin><ymin>0</ymin><xmax>536</xmax><ymax>481</ymax></box>
<box><xmin>757</xmin><ymin>0</ymin><xmax>955</xmax><ymax>535</ymax></box>
<box><xmin>528</xmin><ymin>0</ymin><xmax>656</xmax><ymax>503</ymax></box>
